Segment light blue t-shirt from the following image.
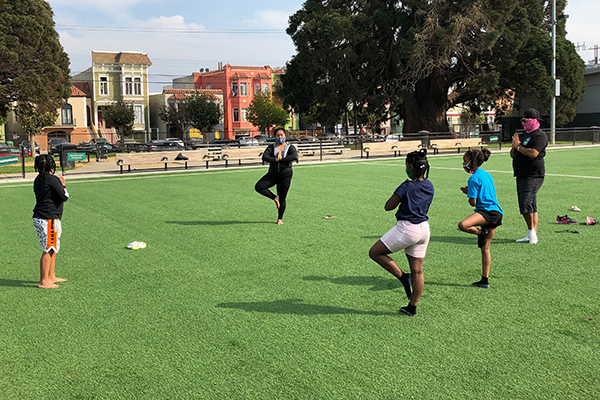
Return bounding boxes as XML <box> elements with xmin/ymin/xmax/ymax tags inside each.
<box><xmin>467</xmin><ymin>168</ymin><xmax>503</xmax><ymax>214</ymax></box>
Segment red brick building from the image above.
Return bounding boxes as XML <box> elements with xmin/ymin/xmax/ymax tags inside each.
<box><xmin>190</xmin><ymin>63</ymin><xmax>273</xmax><ymax>139</ymax></box>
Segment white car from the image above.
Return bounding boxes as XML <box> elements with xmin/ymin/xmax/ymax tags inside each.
<box><xmin>385</xmin><ymin>134</ymin><xmax>402</xmax><ymax>142</ymax></box>
<box><xmin>165</xmin><ymin>138</ymin><xmax>185</xmax><ymax>147</ymax></box>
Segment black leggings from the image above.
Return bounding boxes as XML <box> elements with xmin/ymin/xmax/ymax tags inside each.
<box><xmin>255</xmin><ymin>172</ymin><xmax>292</xmax><ymax>220</ymax></box>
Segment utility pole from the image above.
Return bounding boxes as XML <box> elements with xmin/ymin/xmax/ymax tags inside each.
<box><xmin>550</xmin><ymin>0</ymin><xmax>556</xmax><ymax>145</ymax></box>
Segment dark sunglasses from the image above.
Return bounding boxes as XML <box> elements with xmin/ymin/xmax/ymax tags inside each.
<box><xmin>521</xmin><ymin>118</ymin><xmax>529</xmax><ymax>123</ymax></box>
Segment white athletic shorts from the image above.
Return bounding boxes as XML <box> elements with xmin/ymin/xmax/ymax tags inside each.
<box><xmin>380</xmin><ymin>220</ymin><xmax>430</xmax><ymax>258</ymax></box>
<box><xmin>33</xmin><ymin>218</ymin><xmax>61</xmax><ymax>253</ymax></box>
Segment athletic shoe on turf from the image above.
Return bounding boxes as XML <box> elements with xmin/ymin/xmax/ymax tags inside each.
<box><xmin>400</xmin><ymin>273</ymin><xmax>412</xmax><ymax>300</ymax></box>
<box><xmin>571</xmin><ymin>206</ymin><xmax>581</xmax><ymax>212</ymax></box>
<box><xmin>556</xmin><ymin>215</ymin><xmax>577</xmax><ymax>225</ymax></box>
<box><xmin>471</xmin><ymin>281</ymin><xmax>490</xmax><ymax>289</ymax></box>
<box><xmin>477</xmin><ymin>227</ymin><xmax>489</xmax><ymax>248</ymax></box>
<box><xmin>516</xmin><ymin>236</ymin><xmax>530</xmax><ymax>243</ymax></box>
<box><xmin>586</xmin><ymin>217</ymin><xmax>597</xmax><ymax>226</ymax></box>
<box><xmin>399</xmin><ymin>306</ymin><xmax>416</xmax><ymax>317</ymax></box>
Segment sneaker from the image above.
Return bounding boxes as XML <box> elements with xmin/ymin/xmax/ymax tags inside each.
<box><xmin>586</xmin><ymin>217</ymin><xmax>597</xmax><ymax>226</ymax></box>
<box><xmin>399</xmin><ymin>273</ymin><xmax>412</xmax><ymax>300</ymax></box>
<box><xmin>516</xmin><ymin>236</ymin><xmax>530</xmax><ymax>243</ymax></box>
<box><xmin>399</xmin><ymin>306</ymin><xmax>416</xmax><ymax>317</ymax></box>
<box><xmin>571</xmin><ymin>206</ymin><xmax>581</xmax><ymax>212</ymax></box>
<box><xmin>477</xmin><ymin>227</ymin><xmax>489</xmax><ymax>248</ymax></box>
<box><xmin>556</xmin><ymin>215</ymin><xmax>577</xmax><ymax>225</ymax></box>
<box><xmin>471</xmin><ymin>281</ymin><xmax>490</xmax><ymax>289</ymax></box>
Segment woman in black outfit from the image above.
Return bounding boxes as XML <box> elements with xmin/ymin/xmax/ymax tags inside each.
<box><xmin>255</xmin><ymin>127</ymin><xmax>298</xmax><ymax>224</ymax></box>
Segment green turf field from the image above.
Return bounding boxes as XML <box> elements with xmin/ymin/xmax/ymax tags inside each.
<box><xmin>1</xmin><ymin>147</ymin><xmax>599</xmax><ymax>399</ymax></box>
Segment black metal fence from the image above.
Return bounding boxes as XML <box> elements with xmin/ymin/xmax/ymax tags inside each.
<box><xmin>2</xmin><ymin>128</ymin><xmax>600</xmax><ymax>179</ymax></box>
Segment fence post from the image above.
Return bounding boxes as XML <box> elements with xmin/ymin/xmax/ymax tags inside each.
<box><xmin>21</xmin><ymin>146</ymin><xmax>26</xmax><ymax>178</ymax></box>
<box><xmin>319</xmin><ymin>137</ymin><xmax>323</xmax><ymax>161</ymax></box>
<box><xmin>60</xmin><ymin>148</ymin><xmax>66</xmax><ymax>175</ymax></box>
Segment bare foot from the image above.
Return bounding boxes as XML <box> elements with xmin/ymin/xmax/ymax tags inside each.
<box><xmin>50</xmin><ymin>277</ymin><xmax>67</xmax><ymax>283</ymax></box>
<box><xmin>38</xmin><ymin>281</ymin><xmax>59</xmax><ymax>289</ymax></box>
<box><xmin>277</xmin><ymin>219</ymin><xmax>284</xmax><ymax>225</ymax></box>
<box><xmin>274</xmin><ymin>195</ymin><xmax>280</xmax><ymax>209</ymax></box>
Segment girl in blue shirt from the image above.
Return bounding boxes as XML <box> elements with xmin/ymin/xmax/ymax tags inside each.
<box><xmin>369</xmin><ymin>149</ymin><xmax>434</xmax><ymax>316</ymax></box>
<box><xmin>458</xmin><ymin>149</ymin><xmax>503</xmax><ymax>289</ymax></box>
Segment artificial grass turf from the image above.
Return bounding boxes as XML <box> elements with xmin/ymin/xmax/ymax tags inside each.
<box><xmin>0</xmin><ymin>147</ymin><xmax>599</xmax><ymax>399</ymax></box>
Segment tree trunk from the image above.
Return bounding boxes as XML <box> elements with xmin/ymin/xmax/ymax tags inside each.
<box><xmin>401</xmin><ymin>71</ymin><xmax>451</xmax><ymax>134</ymax></box>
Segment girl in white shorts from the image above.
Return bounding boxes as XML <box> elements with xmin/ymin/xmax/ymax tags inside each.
<box><xmin>369</xmin><ymin>149</ymin><xmax>434</xmax><ymax>316</ymax></box>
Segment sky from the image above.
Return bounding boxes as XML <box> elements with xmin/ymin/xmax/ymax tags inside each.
<box><xmin>46</xmin><ymin>0</ymin><xmax>600</xmax><ymax>93</ymax></box>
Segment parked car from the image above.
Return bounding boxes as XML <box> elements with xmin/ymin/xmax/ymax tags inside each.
<box><xmin>119</xmin><ymin>139</ymin><xmax>145</xmax><ymax>152</ymax></box>
<box><xmin>209</xmin><ymin>139</ymin><xmax>240</xmax><ymax>148</ymax></box>
<box><xmin>299</xmin><ymin>136</ymin><xmax>318</xmax><ymax>142</ymax></box>
<box><xmin>385</xmin><ymin>134</ymin><xmax>401</xmax><ymax>142</ymax></box>
<box><xmin>76</xmin><ymin>141</ymin><xmax>95</xmax><ymax>152</ymax></box>
<box><xmin>237</xmin><ymin>136</ymin><xmax>260</xmax><ymax>146</ymax></box>
<box><xmin>145</xmin><ymin>139</ymin><xmax>185</xmax><ymax>152</ymax></box>
<box><xmin>21</xmin><ymin>140</ymin><xmax>40</xmax><ymax>155</ymax></box>
<box><xmin>254</xmin><ymin>135</ymin><xmax>269</xmax><ymax>144</ymax></box>
<box><xmin>0</xmin><ymin>146</ymin><xmax>24</xmax><ymax>158</ymax></box>
<box><xmin>49</xmin><ymin>138</ymin><xmax>76</xmax><ymax>155</ymax></box>
<box><xmin>165</xmin><ymin>137</ymin><xmax>185</xmax><ymax>147</ymax></box>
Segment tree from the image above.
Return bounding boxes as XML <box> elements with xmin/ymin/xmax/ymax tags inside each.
<box><xmin>282</xmin><ymin>0</ymin><xmax>585</xmax><ymax>134</ymax></box>
<box><xmin>0</xmin><ymin>0</ymin><xmax>71</xmax><ymax>120</ymax></box>
<box><xmin>185</xmin><ymin>94</ymin><xmax>222</xmax><ymax>139</ymax></box>
<box><xmin>158</xmin><ymin>102</ymin><xmax>191</xmax><ymax>139</ymax></box>
<box><xmin>247</xmin><ymin>91</ymin><xmax>290</xmax><ymax>135</ymax></box>
<box><xmin>16</xmin><ymin>103</ymin><xmax>56</xmax><ymax>138</ymax></box>
<box><xmin>103</xmin><ymin>101</ymin><xmax>135</xmax><ymax>140</ymax></box>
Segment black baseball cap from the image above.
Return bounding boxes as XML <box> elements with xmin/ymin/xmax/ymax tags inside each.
<box><xmin>523</xmin><ymin>108</ymin><xmax>540</xmax><ymax>120</ymax></box>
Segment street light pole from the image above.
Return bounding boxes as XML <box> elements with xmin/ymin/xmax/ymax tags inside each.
<box><xmin>550</xmin><ymin>0</ymin><xmax>556</xmax><ymax>145</ymax></box>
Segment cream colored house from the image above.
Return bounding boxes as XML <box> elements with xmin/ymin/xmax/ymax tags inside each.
<box><xmin>6</xmin><ymin>82</ymin><xmax>94</xmax><ymax>152</ymax></box>
<box><xmin>73</xmin><ymin>51</ymin><xmax>152</xmax><ymax>143</ymax></box>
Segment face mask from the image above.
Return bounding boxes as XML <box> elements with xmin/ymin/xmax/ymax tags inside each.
<box><xmin>276</xmin><ymin>137</ymin><xmax>286</xmax><ymax>144</ymax></box>
<box><xmin>521</xmin><ymin>118</ymin><xmax>540</xmax><ymax>133</ymax></box>
<box><xmin>463</xmin><ymin>160</ymin><xmax>472</xmax><ymax>174</ymax></box>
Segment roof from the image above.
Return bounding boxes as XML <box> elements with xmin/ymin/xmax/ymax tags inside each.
<box><xmin>92</xmin><ymin>51</ymin><xmax>152</xmax><ymax>65</ymax></box>
<box><xmin>71</xmin><ymin>82</ymin><xmax>92</xmax><ymax>97</ymax></box>
<box><xmin>163</xmin><ymin>88</ymin><xmax>222</xmax><ymax>100</ymax></box>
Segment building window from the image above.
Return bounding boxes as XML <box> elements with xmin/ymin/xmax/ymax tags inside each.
<box><xmin>134</xmin><ymin>78</ymin><xmax>142</xmax><ymax>95</ymax></box>
<box><xmin>99</xmin><ymin>76</ymin><xmax>108</xmax><ymax>96</ymax></box>
<box><xmin>134</xmin><ymin>104</ymin><xmax>143</xmax><ymax>125</ymax></box>
<box><xmin>207</xmin><ymin>84</ymin><xmax>211</xmax><ymax>89</ymax></box>
<box><xmin>61</xmin><ymin>104</ymin><xmax>73</xmax><ymax>125</ymax></box>
<box><xmin>233</xmin><ymin>108</ymin><xmax>239</xmax><ymax>122</ymax></box>
<box><xmin>254</xmin><ymin>82</ymin><xmax>260</xmax><ymax>95</ymax></box>
<box><xmin>262</xmin><ymin>83</ymin><xmax>269</xmax><ymax>94</ymax></box>
<box><xmin>240</xmin><ymin>82</ymin><xmax>247</xmax><ymax>96</ymax></box>
<box><xmin>231</xmin><ymin>82</ymin><xmax>238</xmax><ymax>97</ymax></box>
<box><xmin>125</xmin><ymin>77</ymin><xmax>133</xmax><ymax>95</ymax></box>
<box><xmin>241</xmin><ymin>108</ymin><xmax>248</xmax><ymax>122</ymax></box>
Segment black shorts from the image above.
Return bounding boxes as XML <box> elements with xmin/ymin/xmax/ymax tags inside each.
<box><xmin>516</xmin><ymin>176</ymin><xmax>544</xmax><ymax>214</ymax></box>
<box><xmin>477</xmin><ymin>210</ymin><xmax>503</xmax><ymax>229</ymax></box>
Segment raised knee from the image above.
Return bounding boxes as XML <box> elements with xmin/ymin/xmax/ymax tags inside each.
<box><xmin>458</xmin><ymin>221</ymin><xmax>467</xmax><ymax>232</ymax></box>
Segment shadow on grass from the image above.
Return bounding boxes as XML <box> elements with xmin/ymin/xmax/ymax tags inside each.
<box><xmin>430</xmin><ymin>235</ymin><xmax>516</xmax><ymax>245</ymax></box>
<box><xmin>216</xmin><ymin>299</ymin><xmax>397</xmax><ymax>316</ymax></box>
<box><xmin>425</xmin><ymin>281</ymin><xmax>471</xmax><ymax>287</ymax></box>
<box><xmin>0</xmin><ymin>279</ymin><xmax>39</xmax><ymax>288</ymax></box>
<box><xmin>303</xmin><ymin>275</ymin><xmax>398</xmax><ymax>291</ymax></box>
<box><xmin>166</xmin><ymin>220</ymin><xmax>272</xmax><ymax>226</ymax></box>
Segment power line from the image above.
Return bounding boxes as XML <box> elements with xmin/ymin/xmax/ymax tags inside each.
<box><xmin>56</xmin><ymin>25</ymin><xmax>286</xmax><ymax>34</ymax></box>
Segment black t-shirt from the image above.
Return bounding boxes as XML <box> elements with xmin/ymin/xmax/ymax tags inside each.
<box><xmin>33</xmin><ymin>173</ymin><xmax>69</xmax><ymax>220</ymax></box>
<box><xmin>512</xmin><ymin>128</ymin><xmax>548</xmax><ymax>177</ymax></box>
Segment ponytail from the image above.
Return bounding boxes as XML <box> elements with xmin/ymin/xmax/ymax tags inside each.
<box><xmin>466</xmin><ymin>148</ymin><xmax>490</xmax><ymax>169</ymax></box>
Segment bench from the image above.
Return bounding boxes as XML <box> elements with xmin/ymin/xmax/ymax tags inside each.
<box><xmin>295</xmin><ymin>142</ymin><xmax>346</xmax><ymax>157</ymax></box>
<box><xmin>168</xmin><ymin>149</ymin><xmax>216</xmax><ymax>169</ymax></box>
<box><xmin>362</xmin><ymin>140</ymin><xmax>423</xmax><ymax>159</ymax></box>
<box><xmin>221</xmin><ymin>147</ymin><xmax>265</xmax><ymax>167</ymax></box>
<box><xmin>429</xmin><ymin>138</ymin><xmax>483</xmax><ymax>155</ymax></box>
<box><xmin>116</xmin><ymin>153</ymin><xmax>169</xmax><ymax>173</ymax></box>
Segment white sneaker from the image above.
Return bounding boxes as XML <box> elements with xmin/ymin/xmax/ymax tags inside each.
<box><xmin>516</xmin><ymin>236</ymin><xmax>530</xmax><ymax>243</ymax></box>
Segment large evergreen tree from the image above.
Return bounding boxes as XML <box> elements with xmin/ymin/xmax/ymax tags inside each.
<box><xmin>0</xmin><ymin>0</ymin><xmax>71</xmax><ymax>120</ymax></box>
<box><xmin>282</xmin><ymin>0</ymin><xmax>585</xmax><ymax>133</ymax></box>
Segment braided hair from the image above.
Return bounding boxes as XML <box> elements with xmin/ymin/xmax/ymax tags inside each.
<box><xmin>465</xmin><ymin>148</ymin><xmax>491</xmax><ymax>170</ymax></box>
<box><xmin>34</xmin><ymin>154</ymin><xmax>56</xmax><ymax>176</ymax></box>
<box><xmin>406</xmin><ymin>148</ymin><xmax>429</xmax><ymax>180</ymax></box>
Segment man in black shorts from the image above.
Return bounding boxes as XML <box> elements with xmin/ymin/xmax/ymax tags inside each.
<box><xmin>510</xmin><ymin>108</ymin><xmax>548</xmax><ymax>244</ymax></box>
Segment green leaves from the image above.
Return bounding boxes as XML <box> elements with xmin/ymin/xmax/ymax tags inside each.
<box><xmin>185</xmin><ymin>93</ymin><xmax>222</xmax><ymax>135</ymax></box>
<box><xmin>247</xmin><ymin>91</ymin><xmax>290</xmax><ymax>134</ymax></box>
<box><xmin>103</xmin><ymin>101</ymin><xmax>135</xmax><ymax>138</ymax></box>
<box><xmin>0</xmin><ymin>0</ymin><xmax>71</xmax><ymax>119</ymax></box>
